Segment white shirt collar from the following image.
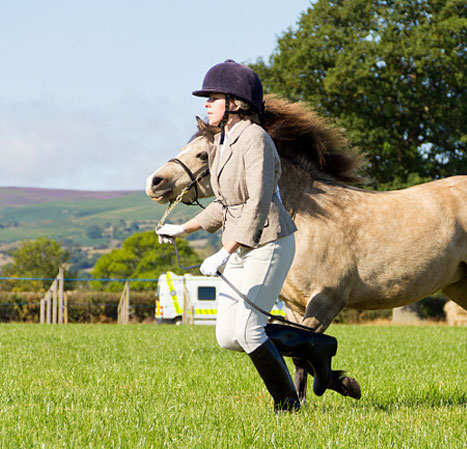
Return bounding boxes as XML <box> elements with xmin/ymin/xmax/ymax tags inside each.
<box><xmin>219</xmin><ymin>120</ymin><xmax>242</xmax><ymax>155</ymax></box>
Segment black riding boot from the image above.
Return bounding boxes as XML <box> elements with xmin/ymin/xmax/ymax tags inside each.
<box><xmin>265</xmin><ymin>323</ymin><xmax>337</xmax><ymax>396</ymax></box>
<box><xmin>248</xmin><ymin>339</ymin><xmax>300</xmax><ymax>412</ymax></box>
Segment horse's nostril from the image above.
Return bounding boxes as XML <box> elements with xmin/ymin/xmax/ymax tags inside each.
<box><xmin>152</xmin><ymin>176</ymin><xmax>163</xmax><ymax>187</ymax></box>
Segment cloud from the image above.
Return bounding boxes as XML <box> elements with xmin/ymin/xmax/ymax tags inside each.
<box><xmin>0</xmin><ymin>96</ymin><xmax>196</xmax><ymax>190</ymax></box>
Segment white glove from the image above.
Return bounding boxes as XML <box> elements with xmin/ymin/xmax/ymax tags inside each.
<box><xmin>200</xmin><ymin>248</ymin><xmax>231</xmax><ymax>276</ymax></box>
<box><xmin>156</xmin><ymin>224</ymin><xmax>187</xmax><ymax>244</ymax></box>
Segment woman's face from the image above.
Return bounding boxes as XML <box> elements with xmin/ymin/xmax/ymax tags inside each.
<box><xmin>204</xmin><ymin>94</ymin><xmax>226</xmax><ymax>126</ymax></box>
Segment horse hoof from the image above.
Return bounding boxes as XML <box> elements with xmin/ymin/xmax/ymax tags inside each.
<box><xmin>342</xmin><ymin>376</ymin><xmax>361</xmax><ymax>400</ymax></box>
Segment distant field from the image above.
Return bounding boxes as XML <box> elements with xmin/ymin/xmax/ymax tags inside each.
<box><xmin>0</xmin><ymin>324</ymin><xmax>465</xmax><ymax>448</ymax></box>
<box><xmin>0</xmin><ymin>187</ymin><xmax>207</xmax><ymax>246</ymax></box>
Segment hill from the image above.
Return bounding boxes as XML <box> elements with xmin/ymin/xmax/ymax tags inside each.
<box><xmin>0</xmin><ymin>187</ymin><xmax>210</xmax><ymax>248</ymax></box>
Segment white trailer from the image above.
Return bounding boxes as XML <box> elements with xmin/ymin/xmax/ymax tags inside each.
<box><xmin>155</xmin><ymin>271</ymin><xmax>286</xmax><ymax>325</ymax></box>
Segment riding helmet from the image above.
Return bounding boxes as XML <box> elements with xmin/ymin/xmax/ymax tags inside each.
<box><xmin>192</xmin><ymin>59</ymin><xmax>264</xmax><ymax>113</ymax></box>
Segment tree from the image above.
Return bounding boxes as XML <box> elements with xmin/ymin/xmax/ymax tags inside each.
<box><xmin>91</xmin><ymin>231</ymin><xmax>202</xmax><ymax>291</ymax></box>
<box><xmin>86</xmin><ymin>225</ymin><xmax>102</xmax><ymax>239</ymax></box>
<box><xmin>1</xmin><ymin>237</ymin><xmax>69</xmax><ymax>292</ymax></box>
<box><xmin>252</xmin><ymin>0</ymin><xmax>466</xmax><ymax>187</ymax></box>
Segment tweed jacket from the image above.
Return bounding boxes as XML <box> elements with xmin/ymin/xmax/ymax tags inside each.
<box><xmin>195</xmin><ymin>120</ymin><xmax>297</xmax><ymax>248</ymax></box>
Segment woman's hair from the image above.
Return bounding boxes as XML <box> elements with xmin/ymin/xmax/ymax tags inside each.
<box><xmin>231</xmin><ymin>97</ymin><xmax>261</xmax><ymax>124</ymax></box>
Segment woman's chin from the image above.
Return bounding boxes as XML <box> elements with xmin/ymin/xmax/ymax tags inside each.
<box><xmin>207</xmin><ymin>117</ymin><xmax>220</xmax><ymax>127</ymax></box>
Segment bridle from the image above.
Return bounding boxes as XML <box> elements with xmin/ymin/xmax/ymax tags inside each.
<box><xmin>168</xmin><ymin>158</ymin><xmax>210</xmax><ymax>208</ymax></box>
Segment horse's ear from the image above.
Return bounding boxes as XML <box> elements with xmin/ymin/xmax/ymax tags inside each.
<box><xmin>196</xmin><ymin>116</ymin><xmax>208</xmax><ymax>130</ymax></box>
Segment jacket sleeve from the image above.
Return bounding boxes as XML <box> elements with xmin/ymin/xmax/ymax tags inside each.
<box><xmin>194</xmin><ymin>199</ymin><xmax>223</xmax><ymax>233</ymax></box>
<box><xmin>228</xmin><ymin>132</ymin><xmax>276</xmax><ymax>247</ymax></box>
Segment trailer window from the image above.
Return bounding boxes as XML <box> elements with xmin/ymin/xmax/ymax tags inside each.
<box><xmin>198</xmin><ymin>286</ymin><xmax>216</xmax><ymax>301</ymax></box>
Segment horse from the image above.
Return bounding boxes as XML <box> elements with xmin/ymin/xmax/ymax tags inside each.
<box><xmin>145</xmin><ymin>94</ymin><xmax>467</xmax><ymax>403</ymax></box>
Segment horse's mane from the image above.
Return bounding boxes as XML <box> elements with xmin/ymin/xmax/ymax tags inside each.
<box><xmin>197</xmin><ymin>94</ymin><xmax>364</xmax><ymax>184</ymax></box>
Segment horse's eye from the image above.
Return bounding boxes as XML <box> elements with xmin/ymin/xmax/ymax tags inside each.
<box><xmin>196</xmin><ymin>152</ymin><xmax>208</xmax><ymax>161</ymax></box>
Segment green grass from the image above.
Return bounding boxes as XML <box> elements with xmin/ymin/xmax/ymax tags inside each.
<box><xmin>0</xmin><ymin>324</ymin><xmax>465</xmax><ymax>448</ymax></box>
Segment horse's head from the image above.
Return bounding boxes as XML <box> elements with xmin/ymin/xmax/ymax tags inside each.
<box><xmin>145</xmin><ymin>117</ymin><xmax>217</xmax><ymax>204</ymax></box>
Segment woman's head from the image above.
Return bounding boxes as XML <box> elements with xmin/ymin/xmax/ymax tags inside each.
<box><xmin>193</xmin><ymin>59</ymin><xmax>264</xmax><ymax>138</ymax></box>
<box><xmin>204</xmin><ymin>94</ymin><xmax>260</xmax><ymax>127</ymax></box>
<box><xmin>193</xmin><ymin>59</ymin><xmax>264</xmax><ymax>112</ymax></box>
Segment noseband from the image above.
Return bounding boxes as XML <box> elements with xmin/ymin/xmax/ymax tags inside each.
<box><xmin>168</xmin><ymin>158</ymin><xmax>210</xmax><ymax>208</ymax></box>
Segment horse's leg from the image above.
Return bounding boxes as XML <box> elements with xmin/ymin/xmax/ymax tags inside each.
<box><xmin>299</xmin><ymin>292</ymin><xmax>362</xmax><ymax>401</ymax></box>
<box><xmin>442</xmin><ymin>276</ymin><xmax>467</xmax><ymax>309</ymax></box>
<box><xmin>292</xmin><ymin>358</ymin><xmax>309</xmax><ymax>403</ymax></box>
<box><xmin>284</xmin><ymin>307</ymin><xmax>312</xmax><ymax>403</ymax></box>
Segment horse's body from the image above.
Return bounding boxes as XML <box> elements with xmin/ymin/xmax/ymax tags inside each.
<box><xmin>146</xmin><ymin>95</ymin><xmax>467</xmax><ymax>401</ymax></box>
<box><xmin>278</xmin><ymin>168</ymin><xmax>467</xmax><ymax>329</ymax></box>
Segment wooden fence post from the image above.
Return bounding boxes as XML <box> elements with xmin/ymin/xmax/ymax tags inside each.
<box><xmin>46</xmin><ymin>290</ymin><xmax>52</xmax><ymax>324</ymax></box>
<box><xmin>52</xmin><ymin>279</ymin><xmax>58</xmax><ymax>324</ymax></box>
<box><xmin>40</xmin><ymin>298</ymin><xmax>45</xmax><ymax>324</ymax></box>
<box><xmin>64</xmin><ymin>292</ymin><xmax>68</xmax><ymax>324</ymax></box>
<box><xmin>118</xmin><ymin>281</ymin><xmax>130</xmax><ymax>324</ymax></box>
<box><xmin>58</xmin><ymin>267</ymin><xmax>64</xmax><ymax>324</ymax></box>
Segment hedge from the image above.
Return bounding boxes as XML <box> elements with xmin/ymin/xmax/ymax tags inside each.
<box><xmin>0</xmin><ymin>291</ymin><xmax>156</xmax><ymax>323</ymax></box>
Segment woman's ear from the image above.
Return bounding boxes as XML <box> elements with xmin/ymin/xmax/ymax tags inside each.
<box><xmin>229</xmin><ymin>98</ymin><xmax>241</xmax><ymax>112</ymax></box>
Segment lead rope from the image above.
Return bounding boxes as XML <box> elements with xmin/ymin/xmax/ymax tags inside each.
<box><xmin>167</xmin><ymin>233</ymin><xmax>316</xmax><ymax>332</ymax></box>
<box><xmin>156</xmin><ymin>167</ymin><xmax>315</xmax><ymax>331</ymax></box>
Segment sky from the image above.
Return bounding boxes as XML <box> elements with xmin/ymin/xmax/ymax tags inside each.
<box><xmin>0</xmin><ymin>0</ymin><xmax>312</xmax><ymax>191</ymax></box>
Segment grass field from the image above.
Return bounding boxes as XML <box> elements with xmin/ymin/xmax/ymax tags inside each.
<box><xmin>0</xmin><ymin>324</ymin><xmax>465</xmax><ymax>448</ymax></box>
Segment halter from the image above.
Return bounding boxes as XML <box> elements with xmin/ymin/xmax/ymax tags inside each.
<box><xmin>168</xmin><ymin>158</ymin><xmax>210</xmax><ymax>208</ymax></box>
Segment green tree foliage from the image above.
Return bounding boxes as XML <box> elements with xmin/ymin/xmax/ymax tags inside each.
<box><xmin>91</xmin><ymin>231</ymin><xmax>202</xmax><ymax>291</ymax></box>
<box><xmin>252</xmin><ymin>0</ymin><xmax>466</xmax><ymax>187</ymax></box>
<box><xmin>86</xmin><ymin>225</ymin><xmax>103</xmax><ymax>239</ymax></box>
<box><xmin>1</xmin><ymin>237</ymin><xmax>69</xmax><ymax>292</ymax></box>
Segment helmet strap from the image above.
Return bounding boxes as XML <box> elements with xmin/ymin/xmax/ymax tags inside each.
<box><xmin>219</xmin><ymin>95</ymin><xmax>230</xmax><ymax>145</ymax></box>
<box><xmin>219</xmin><ymin>95</ymin><xmax>243</xmax><ymax>144</ymax></box>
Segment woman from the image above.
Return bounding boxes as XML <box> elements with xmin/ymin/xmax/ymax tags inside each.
<box><xmin>157</xmin><ymin>59</ymin><xmax>338</xmax><ymax>412</ymax></box>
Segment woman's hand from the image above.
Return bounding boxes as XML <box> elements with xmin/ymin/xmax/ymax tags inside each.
<box><xmin>200</xmin><ymin>248</ymin><xmax>231</xmax><ymax>276</ymax></box>
<box><xmin>155</xmin><ymin>224</ymin><xmax>188</xmax><ymax>244</ymax></box>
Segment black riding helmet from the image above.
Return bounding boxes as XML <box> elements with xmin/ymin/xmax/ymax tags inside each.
<box><xmin>193</xmin><ymin>59</ymin><xmax>264</xmax><ymax>143</ymax></box>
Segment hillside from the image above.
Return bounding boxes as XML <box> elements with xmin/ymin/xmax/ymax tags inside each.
<box><xmin>0</xmin><ymin>187</ymin><xmax>210</xmax><ymax>248</ymax></box>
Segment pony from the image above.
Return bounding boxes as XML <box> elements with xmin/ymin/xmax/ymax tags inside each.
<box><xmin>146</xmin><ymin>94</ymin><xmax>467</xmax><ymax>403</ymax></box>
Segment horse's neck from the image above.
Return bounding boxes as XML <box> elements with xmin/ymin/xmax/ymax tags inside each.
<box><xmin>278</xmin><ymin>159</ymin><xmax>339</xmax><ymax>215</ymax></box>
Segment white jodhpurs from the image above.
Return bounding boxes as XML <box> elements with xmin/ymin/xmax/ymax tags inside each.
<box><xmin>215</xmin><ymin>234</ymin><xmax>295</xmax><ymax>354</ymax></box>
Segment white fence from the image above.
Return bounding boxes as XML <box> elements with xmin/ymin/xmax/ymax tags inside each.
<box><xmin>39</xmin><ymin>269</ymin><xmax>131</xmax><ymax>325</ymax></box>
<box><xmin>117</xmin><ymin>281</ymin><xmax>130</xmax><ymax>324</ymax></box>
<box><xmin>40</xmin><ymin>268</ymin><xmax>66</xmax><ymax>324</ymax></box>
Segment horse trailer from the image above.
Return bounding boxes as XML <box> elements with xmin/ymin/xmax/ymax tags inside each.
<box><xmin>155</xmin><ymin>271</ymin><xmax>286</xmax><ymax>325</ymax></box>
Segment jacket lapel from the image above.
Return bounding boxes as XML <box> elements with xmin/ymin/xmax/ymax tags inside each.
<box><xmin>216</xmin><ymin>120</ymin><xmax>252</xmax><ymax>182</ymax></box>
